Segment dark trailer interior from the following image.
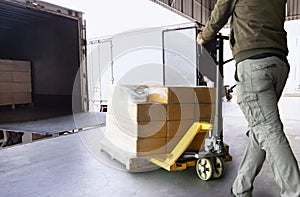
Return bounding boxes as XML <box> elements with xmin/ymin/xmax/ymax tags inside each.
<box><xmin>0</xmin><ymin>1</ymin><xmax>102</xmax><ymax>138</ymax></box>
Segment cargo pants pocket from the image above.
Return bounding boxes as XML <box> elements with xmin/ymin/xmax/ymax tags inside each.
<box><xmin>237</xmin><ymin>93</ymin><xmax>266</xmax><ymax>127</ymax></box>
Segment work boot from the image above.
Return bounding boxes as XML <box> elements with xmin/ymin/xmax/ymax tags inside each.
<box><xmin>231</xmin><ymin>188</ymin><xmax>236</xmax><ymax>197</ymax></box>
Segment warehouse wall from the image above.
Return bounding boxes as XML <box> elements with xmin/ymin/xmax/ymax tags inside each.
<box><xmin>287</xmin><ymin>0</ymin><xmax>300</xmax><ymax>20</ymax></box>
<box><xmin>153</xmin><ymin>0</ymin><xmax>300</xmax><ymax>23</ymax></box>
<box><xmin>150</xmin><ymin>0</ymin><xmax>217</xmax><ymax>25</ymax></box>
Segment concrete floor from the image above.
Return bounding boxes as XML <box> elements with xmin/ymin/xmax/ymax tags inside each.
<box><xmin>0</xmin><ymin>97</ymin><xmax>299</xmax><ymax>197</ymax></box>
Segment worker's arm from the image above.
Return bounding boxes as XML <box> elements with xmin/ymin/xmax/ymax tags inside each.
<box><xmin>198</xmin><ymin>0</ymin><xmax>237</xmax><ymax>45</ymax></box>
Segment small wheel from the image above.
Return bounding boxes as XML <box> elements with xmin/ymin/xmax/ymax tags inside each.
<box><xmin>196</xmin><ymin>158</ymin><xmax>214</xmax><ymax>181</ymax></box>
<box><xmin>212</xmin><ymin>157</ymin><xmax>225</xmax><ymax>179</ymax></box>
<box><xmin>226</xmin><ymin>93</ymin><xmax>233</xmax><ymax>101</ymax></box>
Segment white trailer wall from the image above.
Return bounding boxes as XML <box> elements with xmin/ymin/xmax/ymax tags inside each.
<box><xmin>87</xmin><ymin>23</ymin><xmax>216</xmax><ymax>112</ymax></box>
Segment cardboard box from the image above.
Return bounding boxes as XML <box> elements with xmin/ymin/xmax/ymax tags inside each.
<box><xmin>0</xmin><ymin>72</ymin><xmax>13</xmax><ymax>82</ymax></box>
<box><xmin>148</xmin><ymin>86</ymin><xmax>216</xmax><ymax>104</ymax></box>
<box><xmin>12</xmin><ymin>72</ymin><xmax>31</xmax><ymax>83</ymax></box>
<box><xmin>0</xmin><ymin>83</ymin><xmax>13</xmax><ymax>93</ymax></box>
<box><xmin>13</xmin><ymin>83</ymin><xmax>32</xmax><ymax>93</ymax></box>
<box><xmin>110</xmin><ymin>102</ymin><xmax>167</xmax><ymax>122</ymax></box>
<box><xmin>0</xmin><ymin>93</ymin><xmax>31</xmax><ymax>105</ymax></box>
<box><xmin>0</xmin><ymin>60</ymin><xmax>31</xmax><ymax>72</ymax></box>
<box><xmin>167</xmin><ymin>120</ymin><xmax>194</xmax><ymax>138</ymax></box>
<box><xmin>106</xmin><ymin>113</ymin><xmax>167</xmax><ymax>138</ymax></box>
<box><xmin>167</xmin><ymin>103</ymin><xmax>195</xmax><ymax>120</ymax></box>
<box><xmin>148</xmin><ymin>86</ymin><xmax>195</xmax><ymax>104</ymax></box>
<box><xmin>0</xmin><ymin>93</ymin><xmax>13</xmax><ymax>105</ymax></box>
<box><xmin>105</xmin><ymin>122</ymin><xmax>166</xmax><ymax>156</ymax></box>
<box><xmin>195</xmin><ymin>103</ymin><xmax>215</xmax><ymax>120</ymax></box>
<box><xmin>194</xmin><ymin>87</ymin><xmax>216</xmax><ymax>103</ymax></box>
<box><xmin>14</xmin><ymin>93</ymin><xmax>32</xmax><ymax>104</ymax></box>
<box><xmin>136</xmin><ymin>138</ymin><xmax>166</xmax><ymax>156</ymax></box>
<box><xmin>0</xmin><ymin>60</ymin><xmax>32</xmax><ymax>106</ymax></box>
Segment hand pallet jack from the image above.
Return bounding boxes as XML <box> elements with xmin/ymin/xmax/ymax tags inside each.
<box><xmin>150</xmin><ymin>122</ymin><xmax>231</xmax><ymax>180</ymax></box>
<box><xmin>149</xmin><ymin>33</ymin><xmax>232</xmax><ymax>180</ymax></box>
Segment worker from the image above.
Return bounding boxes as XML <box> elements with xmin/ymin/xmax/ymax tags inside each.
<box><xmin>197</xmin><ymin>0</ymin><xmax>300</xmax><ymax>196</ymax></box>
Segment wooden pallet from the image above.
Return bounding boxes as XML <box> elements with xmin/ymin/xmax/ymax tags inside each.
<box><xmin>0</xmin><ymin>102</ymin><xmax>33</xmax><ymax>110</ymax></box>
<box><xmin>100</xmin><ymin>136</ymin><xmax>161</xmax><ymax>172</ymax></box>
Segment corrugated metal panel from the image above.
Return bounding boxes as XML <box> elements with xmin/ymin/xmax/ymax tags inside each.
<box><xmin>150</xmin><ymin>0</ymin><xmax>215</xmax><ymax>25</ymax></box>
<box><xmin>151</xmin><ymin>0</ymin><xmax>300</xmax><ymax>23</ymax></box>
<box><xmin>0</xmin><ymin>0</ymin><xmax>83</xmax><ymax>32</ymax></box>
<box><xmin>173</xmin><ymin>0</ymin><xmax>182</xmax><ymax>12</ymax></box>
<box><xmin>183</xmin><ymin>0</ymin><xmax>193</xmax><ymax>18</ymax></box>
<box><xmin>193</xmin><ymin>0</ymin><xmax>216</xmax><ymax>25</ymax></box>
<box><xmin>287</xmin><ymin>0</ymin><xmax>300</xmax><ymax>20</ymax></box>
<box><xmin>0</xmin><ymin>1</ymin><xmax>53</xmax><ymax>30</ymax></box>
<box><xmin>149</xmin><ymin>0</ymin><xmax>193</xmax><ymax>22</ymax></box>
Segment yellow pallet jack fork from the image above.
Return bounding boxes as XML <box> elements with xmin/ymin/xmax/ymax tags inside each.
<box><xmin>150</xmin><ymin>122</ymin><xmax>231</xmax><ymax>180</ymax></box>
<box><xmin>150</xmin><ymin>122</ymin><xmax>212</xmax><ymax>171</ymax></box>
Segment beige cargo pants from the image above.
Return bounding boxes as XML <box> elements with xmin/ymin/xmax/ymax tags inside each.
<box><xmin>232</xmin><ymin>56</ymin><xmax>300</xmax><ymax>197</ymax></box>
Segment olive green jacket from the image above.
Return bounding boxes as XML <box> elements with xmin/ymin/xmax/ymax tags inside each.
<box><xmin>201</xmin><ymin>0</ymin><xmax>288</xmax><ymax>63</ymax></box>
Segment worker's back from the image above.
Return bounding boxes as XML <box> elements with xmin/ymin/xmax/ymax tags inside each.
<box><xmin>230</xmin><ymin>0</ymin><xmax>288</xmax><ymax>62</ymax></box>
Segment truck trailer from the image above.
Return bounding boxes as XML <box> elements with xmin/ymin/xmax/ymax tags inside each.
<box><xmin>0</xmin><ymin>0</ymin><xmax>104</xmax><ymax>144</ymax></box>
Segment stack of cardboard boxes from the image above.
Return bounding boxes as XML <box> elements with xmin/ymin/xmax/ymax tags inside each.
<box><xmin>0</xmin><ymin>59</ymin><xmax>32</xmax><ymax>109</ymax></box>
<box><xmin>105</xmin><ymin>85</ymin><xmax>215</xmax><ymax>157</ymax></box>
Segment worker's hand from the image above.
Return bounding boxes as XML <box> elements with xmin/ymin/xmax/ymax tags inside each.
<box><xmin>197</xmin><ymin>32</ymin><xmax>207</xmax><ymax>45</ymax></box>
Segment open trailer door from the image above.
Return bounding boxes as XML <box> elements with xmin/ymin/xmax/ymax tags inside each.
<box><xmin>0</xmin><ymin>0</ymin><xmax>104</xmax><ymax>144</ymax></box>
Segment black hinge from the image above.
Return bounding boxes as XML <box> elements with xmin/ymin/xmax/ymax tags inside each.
<box><xmin>82</xmin><ymin>39</ymin><xmax>87</xmax><ymax>46</ymax></box>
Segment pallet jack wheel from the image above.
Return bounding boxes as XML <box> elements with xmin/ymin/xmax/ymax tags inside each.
<box><xmin>212</xmin><ymin>157</ymin><xmax>225</xmax><ymax>179</ymax></box>
<box><xmin>196</xmin><ymin>158</ymin><xmax>214</xmax><ymax>181</ymax></box>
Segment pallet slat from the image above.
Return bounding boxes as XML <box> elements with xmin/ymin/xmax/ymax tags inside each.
<box><xmin>100</xmin><ymin>136</ymin><xmax>160</xmax><ymax>172</ymax></box>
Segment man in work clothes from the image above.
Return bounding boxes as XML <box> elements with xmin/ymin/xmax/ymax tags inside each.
<box><xmin>197</xmin><ymin>0</ymin><xmax>300</xmax><ymax>196</ymax></box>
